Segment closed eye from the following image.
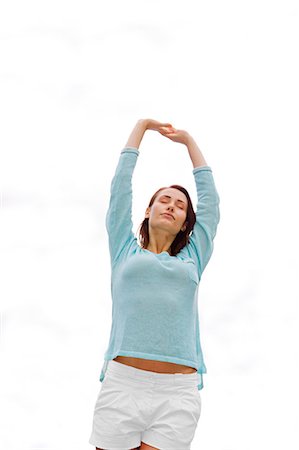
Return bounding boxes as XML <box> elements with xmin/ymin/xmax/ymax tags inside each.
<box><xmin>160</xmin><ymin>198</ymin><xmax>185</xmax><ymax>210</ymax></box>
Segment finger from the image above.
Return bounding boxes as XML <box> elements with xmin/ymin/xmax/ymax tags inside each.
<box><xmin>163</xmin><ymin>129</ymin><xmax>175</xmax><ymax>134</ymax></box>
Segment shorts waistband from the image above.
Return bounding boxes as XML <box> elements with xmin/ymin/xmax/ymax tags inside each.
<box><xmin>106</xmin><ymin>359</ymin><xmax>199</xmax><ymax>386</ymax></box>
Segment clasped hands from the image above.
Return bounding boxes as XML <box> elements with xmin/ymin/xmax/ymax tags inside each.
<box><xmin>142</xmin><ymin>119</ymin><xmax>190</xmax><ymax>146</ymax></box>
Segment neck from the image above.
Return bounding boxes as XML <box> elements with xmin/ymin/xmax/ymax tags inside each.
<box><xmin>146</xmin><ymin>238</ymin><xmax>173</xmax><ymax>255</ymax></box>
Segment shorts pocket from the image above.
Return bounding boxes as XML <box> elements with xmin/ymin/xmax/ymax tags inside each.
<box><xmin>189</xmin><ymin>386</ymin><xmax>201</xmax><ymax>420</ymax></box>
<box><xmin>93</xmin><ymin>378</ymin><xmax>139</xmax><ymax>435</ymax></box>
<box><xmin>194</xmin><ymin>388</ymin><xmax>202</xmax><ymax>415</ymax></box>
<box><xmin>177</xmin><ymin>384</ymin><xmax>202</xmax><ymax>425</ymax></box>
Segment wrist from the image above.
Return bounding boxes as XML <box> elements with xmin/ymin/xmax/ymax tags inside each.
<box><xmin>184</xmin><ymin>132</ymin><xmax>193</xmax><ymax>146</ymax></box>
<box><xmin>125</xmin><ymin>120</ymin><xmax>148</xmax><ymax>149</ymax></box>
<box><xmin>138</xmin><ymin>119</ymin><xmax>150</xmax><ymax>130</ymax></box>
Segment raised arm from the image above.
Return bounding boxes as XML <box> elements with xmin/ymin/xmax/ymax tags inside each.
<box><xmin>125</xmin><ymin>119</ymin><xmax>148</xmax><ymax>148</ymax></box>
<box><xmin>186</xmin><ymin>164</ymin><xmax>220</xmax><ymax>276</ymax></box>
<box><xmin>106</xmin><ymin>119</ymin><xmax>173</xmax><ymax>267</ymax></box>
<box><xmin>105</xmin><ymin>120</ymin><xmax>148</xmax><ymax>267</ymax></box>
<box><xmin>105</xmin><ymin>119</ymin><xmax>147</xmax><ymax>267</ymax></box>
<box><xmin>159</xmin><ymin>125</ymin><xmax>220</xmax><ymax>275</ymax></box>
<box><xmin>184</xmin><ymin>135</ymin><xmax>220</xmax><ymax>276</ymax></box>
<box><xmin>185</xmin><ymin>134</ymin><xmax>208</xmax><ymax>169</ymax></box>
<box><xmin>105</xmin><ymin>147</ymin><xmax>139</xmax><ymax>268</ymax></box>
<box><xmin>158</xmin><ymin>125</ymin><xmax>208</xmax><ymax>169</ymax></box>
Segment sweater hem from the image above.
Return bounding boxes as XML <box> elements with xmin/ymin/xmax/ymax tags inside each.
<box><xmin>99</xmin><ymin>350</ymin><xmax>206</xmax><ymax>390</ymax></box>
<box><xmin>106</xmin><ymin>350</ymin><xmax>198</xmax><ymax>369</ymax></box>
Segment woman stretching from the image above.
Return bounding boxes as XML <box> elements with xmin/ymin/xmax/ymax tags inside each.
<box><xmin>89</xmin><ymin>118</ymin><xmax>221</xmax><ymax>450</ymax></box>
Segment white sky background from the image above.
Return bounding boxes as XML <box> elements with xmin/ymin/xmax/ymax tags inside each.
<box><xmin>0</xmin><ymin>1</ymin><xmax>298</xmax><ymax>449</ymax></box>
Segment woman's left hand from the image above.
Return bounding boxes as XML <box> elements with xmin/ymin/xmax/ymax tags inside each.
<box><xmin>158</xmin><ymin>125</ymin><xmax>190</xmax><ymax>145</ymax></box>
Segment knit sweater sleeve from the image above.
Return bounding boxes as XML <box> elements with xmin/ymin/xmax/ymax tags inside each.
<box><xmin>183</xmin><ymin>166</ymin><xmax>220</xmax><ymax>277</ymax></box>
<box><xmin>105</xmin><ymin>147</ymin><xmax>139</xmax><ymax>267</ymax></box>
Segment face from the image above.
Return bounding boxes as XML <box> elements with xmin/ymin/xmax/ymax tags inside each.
<box><xmin>145</xmin><ymin>188</ymin><xmax>188</xmax><ymax>237</ymax></box>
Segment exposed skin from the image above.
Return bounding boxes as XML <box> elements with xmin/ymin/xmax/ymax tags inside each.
<box><xmin>144</xmin><ymin>186</ymin><xmax>188</xmax><ymax>255</ymax></box>
<box><xmin>125</xmin><ymin>119</ymin><xmax>208</xmax><ymax>169</ymax></box>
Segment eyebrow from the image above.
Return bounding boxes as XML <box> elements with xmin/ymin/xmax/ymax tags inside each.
<box><xmin>160</xmin><ymin>194</ymin><xmax>186</xmax><ymax>205</ymax></box>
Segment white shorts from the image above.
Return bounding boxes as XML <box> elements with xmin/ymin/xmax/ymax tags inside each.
<box><xmin>89</xmin><ymin>360</ymin><xmax>202</xmax><ymax>450</ymax></box>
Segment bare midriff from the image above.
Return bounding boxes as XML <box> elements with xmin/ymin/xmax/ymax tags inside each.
<box><xmin>113</xmin><ymin>356</ymin><xmax>197</xmax><ymax>374</ymax></box>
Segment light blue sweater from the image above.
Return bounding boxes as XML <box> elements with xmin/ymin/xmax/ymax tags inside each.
<box><xmin>99</xmin><ymin>147</ymin><xmax>220</xmax><ymax>390</ymax></box>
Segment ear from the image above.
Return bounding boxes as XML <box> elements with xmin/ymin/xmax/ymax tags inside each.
<box><xmin>145</xmin><ymin>206</ymin><xmax>151</xmax><ymax>219</ymax></box>
<box><xmin>181</xmin><ymin>221</ymin><xmax>188</xmax><ymax>232</ymax></box>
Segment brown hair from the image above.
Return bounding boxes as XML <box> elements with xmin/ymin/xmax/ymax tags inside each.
<box><xmin>137</xmin><ymin>185</ymin><xmax>196</xmax><ymax>256</ymax></box>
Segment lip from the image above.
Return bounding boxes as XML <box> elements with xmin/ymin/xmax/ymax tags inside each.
<box><xmin>162</xmin><ymin>213</ymin><xmax>174</xmax><ymax>220</ymax></box>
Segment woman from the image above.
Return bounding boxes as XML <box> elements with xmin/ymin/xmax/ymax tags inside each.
<box><xmin>89</xmin><ymin>118</ymin><xmax>220</xmax><ymax>450</ymax></box>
